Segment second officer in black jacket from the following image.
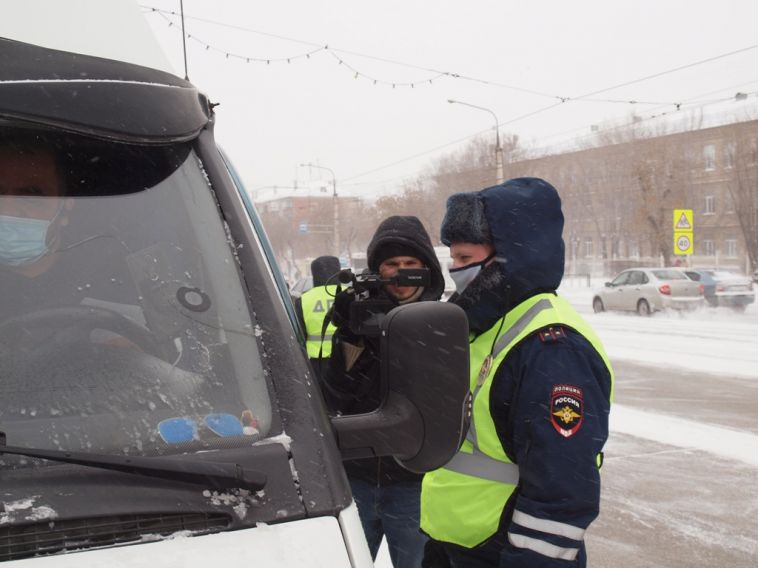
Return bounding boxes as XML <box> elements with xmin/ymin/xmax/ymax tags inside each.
<box><xmin>321</xmin><ymin>215</ymin><xmax>445</xmax><ymax>568</ymax></box>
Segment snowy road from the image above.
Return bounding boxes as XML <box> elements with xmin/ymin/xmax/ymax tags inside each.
<box><xmin>563</xmin><ymin>285</ymin><xmax>758</xmax><ymax>566</ymax></box>
<box><xmin>579</xmin><ymin>301</ymin><xmax>758</xmax><ymax>382</ymax></box>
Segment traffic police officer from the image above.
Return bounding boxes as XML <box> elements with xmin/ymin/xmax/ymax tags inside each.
<box><xmin>295</xmin><ymin>255</ymin><xmax>341</xmax><ymax>378</ymax></box>
<box><xmin>421</xmin><ymin>178</ymin><xmax>614</xmax><ymax>567</ymax></box>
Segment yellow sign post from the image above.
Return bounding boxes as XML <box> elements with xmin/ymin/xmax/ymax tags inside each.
<box><xmin>672</xmin><ymin>209</ymin><xmax>694</xmax><ymax>256</ymax></box>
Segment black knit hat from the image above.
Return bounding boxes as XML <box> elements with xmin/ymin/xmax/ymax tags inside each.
<box><xmin>367</xmin><ymin>216</ymin><xmax>432</xmax><ymax>272</ymax></box>
<box><xmin>310</xmin><ymin>255</ymin><xmax>341</xmax><ymax>286</ymax></box>
<box><xmin>439</xmin><ymin>192</ymin><xmax>492</xmax><ymax>246</ymax></box>
<box><xmin>364</xmin><ymin>215</ymin><xmax>445</xmax><ymax>301</ymax></box>
<box><xmin>371</xmin><ymin>242</ymin><xmax>422</xmax><ymax>270</ymax></box>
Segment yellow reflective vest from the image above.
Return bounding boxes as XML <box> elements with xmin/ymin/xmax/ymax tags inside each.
<box><xmin>421</xmin><ymin>293</ymin><xmax>614</xmax><ymax>548</ymax></box>
<box><xmin>301</xmin><ymin>285</ymin><xmax>338</xmax><ymax>358</ymax></box>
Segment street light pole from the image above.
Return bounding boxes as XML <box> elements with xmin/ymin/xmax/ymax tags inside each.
<box><xmin>447</xmin><ymin>99</ymin><xmax>504</xmax><ymax>184</ymax></box>
<box><xmin>300</xmin><ymin>163</ymin><xmax>339</xmax><ymax>257</ymax></box>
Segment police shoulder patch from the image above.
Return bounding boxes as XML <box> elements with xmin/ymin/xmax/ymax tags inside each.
<box><xmin>550</xmin><ymin>384</ymin><xmax>583</xmax><ymax>438</ymax></box>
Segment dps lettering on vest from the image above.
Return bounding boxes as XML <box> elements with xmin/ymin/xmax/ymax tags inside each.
<box><xmin>421</xmin><ymin>293</ymin><xmax>614</xmax><ymax>549</ymax></box>
<box><xmin>311</xmin><ymin>298</ymin><xmax>334</xmax><ymax>314</ymax></box>
<box><xmin>301</xmin><ymin>285</ymin><xmax>338</xmax><ymax>358</ymax></box>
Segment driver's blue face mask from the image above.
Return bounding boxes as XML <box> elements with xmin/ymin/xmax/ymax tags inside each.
<box><xmin>0</xmin><ymin>205</ymin><xmax>61</xmax><ymax>267</ymax></box>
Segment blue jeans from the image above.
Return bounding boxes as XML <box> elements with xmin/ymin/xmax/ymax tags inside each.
<box><xmin>350</xmin><ymin>478</ymin><xmax>428</xmax><ymax>568</ymax></box>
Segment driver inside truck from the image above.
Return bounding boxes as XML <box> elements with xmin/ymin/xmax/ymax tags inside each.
<box><xmin>0</xmin><ymin>134</ymin><xmax>71</xmax><ymax>281</ymax></box>
<box><xmin>0</xmin><ymin>131</ymin><xmax>141</xmax><ymax>348</ymax></box>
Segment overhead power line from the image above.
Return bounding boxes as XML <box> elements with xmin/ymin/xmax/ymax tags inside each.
<box><xmin>343</xmin><ymin>54</ymin><xmax>758</xmax><ymax>182</ymax></box>
<box><xmin>570</xmin><ymin>42</ymin><xmax>758</xmax><ymax>102</ymax></box>
<box><xmin>504</xmin><ymin>81</ymin><xmax>758</xmax><ymax>158</ymax></box>
<box><xmin>142</xmin><ymin>5</ymin><xmax>758</xmax><ymax>184</ymax></box>
<box><xmin>146</xmin><ymin>5</ymin><xmax>758</xmax><ymax>104</ymax></box>
<box><xmin>143</xmin><ymin>5</ymin><xmax>566</xmax><ymax>96</ymax></box>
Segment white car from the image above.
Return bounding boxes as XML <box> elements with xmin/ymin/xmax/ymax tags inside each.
<box><xmin>593</xmin><ymin>267</ymin><xmax>704</xmax><ymax>315</ymax></box>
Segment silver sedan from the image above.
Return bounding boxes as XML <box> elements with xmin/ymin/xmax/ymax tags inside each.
<box><xmin>592</xmin><ymin>267</ymin><xmax>704</xmax><ymax>315</ymax></box>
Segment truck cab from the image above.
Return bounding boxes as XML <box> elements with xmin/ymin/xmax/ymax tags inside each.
<box><xmin>0</xmin><ymin>37</ymin><xmax>469</xmax><ymax>566</ymax></box>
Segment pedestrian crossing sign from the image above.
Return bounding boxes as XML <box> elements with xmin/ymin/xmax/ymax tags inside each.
<box><xmin>673</xmin><ymin>209</ymin><xmax>693</xmax><ymax>231</ymax></box>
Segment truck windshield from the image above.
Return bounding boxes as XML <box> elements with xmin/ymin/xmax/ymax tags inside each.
<box><xmin>0</xmin><ymin>126</ymin><xmax>272</xmax><ymax>462</ymax></box>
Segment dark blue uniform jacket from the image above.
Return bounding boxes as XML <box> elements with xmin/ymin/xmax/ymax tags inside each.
<box><xmin>447</xmin><ymin>178</ymin><xmax>612</xmax><ymax>567</ymax></box>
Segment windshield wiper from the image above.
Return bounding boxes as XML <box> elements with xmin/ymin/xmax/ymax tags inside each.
<box><xmin>0</xmin><ymin>432</ymin><xmax>266</xmax><ymax>491</ymax></box>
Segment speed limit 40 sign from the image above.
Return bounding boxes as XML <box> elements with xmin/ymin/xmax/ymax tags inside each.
<box><xmin>674</xmin><ymin>231</ymin><xmax>693</xmax><ymax>255</ymax></box>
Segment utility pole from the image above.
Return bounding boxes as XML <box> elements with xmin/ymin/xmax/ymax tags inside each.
<box><xmin>300</xmin><ymin>163</ymin><xmax>339</xmax><ymax>257</ymax></box>
<box><xmin>447</xmin><ymin>99</ymin><xmax>504</xmax><ymax>184</ymax></box>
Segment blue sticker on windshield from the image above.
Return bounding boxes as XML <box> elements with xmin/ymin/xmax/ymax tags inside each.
<box><xmin>204</xmin><ymin>413</ymin><xmax>244</xmax><ymax>437</ymax></box>
<box><xmin>158</xmin><ymin>417</ymin><xmax>197</xmax><ymax>444</ymax></box>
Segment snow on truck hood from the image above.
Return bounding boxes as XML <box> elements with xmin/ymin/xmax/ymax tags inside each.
<box><xmin>4</xmin><ymin>516</ymin><xmax>354</xmax><ymax>568</ymax></box>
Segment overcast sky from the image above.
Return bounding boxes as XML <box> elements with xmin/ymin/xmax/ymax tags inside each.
<box><xmin>6</xmin><ymin>1</ymin><xmax>758</xmax><ymax>199</ymax></box>
<box><xmin>136</xmin><ymin>0</ymin><xmax>758</xmax><ymax>199</ymax></box>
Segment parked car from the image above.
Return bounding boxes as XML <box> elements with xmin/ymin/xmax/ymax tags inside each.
<box><xmin>0</xmin><ymin>35</ymin><xmax>471</xmax><ymax>566</ymax></box>
<box><xmin>684</xmin><ymin>269</ymin><xmax>755</xmax><ymax>312</ymax></box>
<box><xmin>753</xmin><ymin>268</ymin><xmax>758</xmax><ymax>284</ymax></box>
<box><xmin>592</xmin><ymin>267</ymin><xmax>704</xmax><ymax>316</ymax></box>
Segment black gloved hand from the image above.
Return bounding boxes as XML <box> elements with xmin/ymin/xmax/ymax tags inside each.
<box><xmin>331</xmin><ymin>288</ymin><xmax>357</xmax><ymax>329</ymax></box>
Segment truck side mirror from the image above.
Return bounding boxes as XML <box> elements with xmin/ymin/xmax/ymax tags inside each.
<box><xmin>330</xmin><ymin>302</ymin><xmax>471</xmax><ymax>473</ymax></box>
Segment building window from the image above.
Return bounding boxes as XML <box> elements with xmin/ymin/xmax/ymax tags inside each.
<box><xmin>724</xmin><ymin>143</ymin><xmax>735</xmax><ymax>169</ymax></box>
<box><xmin>725</xmin><ymin>239</ymin><xmax>737</xmax><ymax>258</ymax></box>
<box><xmin>568</xmin><ymin>237</ymin><xmax>580</xmax><ymax>260</ymax></box>
<box><xmin>704</xmin><ymin>195</ymin><xmax>715</xmax><ymax>215</ymax></box>
<box><xmin>704</xmin><ymin>144</ymin><xmax>716</xmax><ymax>171</ymax></box>
<box><xmin>583</xmin><ymin>237</ymin><xmax>594</xmax><ymax>258</ymax></box>
<box><xmin>724</xmin><ymin>190</ymin><xmax>735</xmax><ymax>213</ymax></box>
<box><xmin>703</xmin><ymin>239</ymin><xmax>715</xmax><ymax>257</ymax></box>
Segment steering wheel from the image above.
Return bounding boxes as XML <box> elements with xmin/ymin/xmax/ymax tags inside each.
<box><xmin>0</xmin><ymin>305</ymin><xmax>163</xmax><ymax>360</ymax></box>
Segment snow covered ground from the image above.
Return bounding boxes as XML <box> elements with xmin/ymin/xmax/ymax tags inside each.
<box><xmin>561</xmin><ymin>280</ymin><xmax>758</xmax><ymax>469</ymax></box>
<box><xmin>375</xmin><ymin>278</ymin><xmax>758</xmax><ymax>567</ymax></box>
<box><xmin>562</xmin><ymin>280</ymin><xmax>758</xmax><ymax>381</ymax></box>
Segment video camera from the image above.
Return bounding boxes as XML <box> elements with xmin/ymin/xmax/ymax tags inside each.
<box><xmin>334</xmin><ymin>267</ymin><xmax>431</xmax><ymax>336</ymax></box>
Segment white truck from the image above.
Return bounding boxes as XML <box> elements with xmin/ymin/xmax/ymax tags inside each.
<box><xmin>0</xmin><ymin>3</ymin><xmax>470</xmax><ymax>565</ymax></box>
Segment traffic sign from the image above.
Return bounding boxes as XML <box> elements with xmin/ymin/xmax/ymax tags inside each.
<box><xmin>673</xmin><ymin>209</ymin><xmax>693</xmax><ymax>231</ymax></box>
<box><xmin>673</xmin><ymin>231</ymin><xmax>693</xmax><ymax>256</ymax></box>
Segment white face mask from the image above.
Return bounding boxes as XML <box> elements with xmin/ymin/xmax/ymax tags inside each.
<box><xmin>448</xmin><ymin>253</ymin><xmax>494</xmax><ymax>294</ymax></box>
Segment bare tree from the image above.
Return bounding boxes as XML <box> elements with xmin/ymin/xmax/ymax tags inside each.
<box><xmin>627</xmin><ymin>137</ymin><xmax>692</xmax><ymax>266</ymax></box>
<box><xmin>726</xmin><ymin>126</ymin><xmax>758</xmax><ymax>267</ymax></box>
